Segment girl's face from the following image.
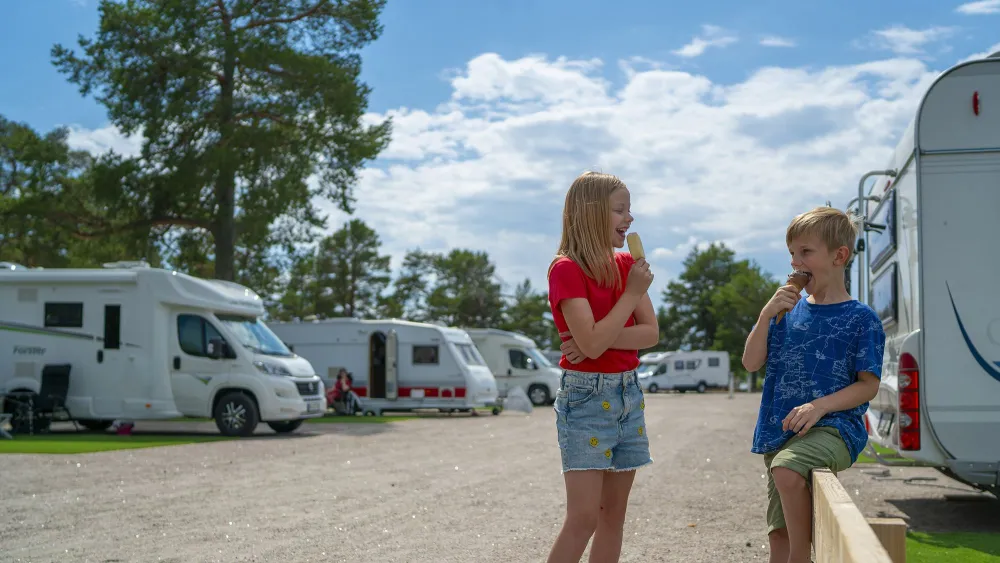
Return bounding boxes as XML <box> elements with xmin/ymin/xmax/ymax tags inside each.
<box><xmin>608</xmin><ymin>187</ymin><xmax>633</xmax><ymax>248</ymax></box>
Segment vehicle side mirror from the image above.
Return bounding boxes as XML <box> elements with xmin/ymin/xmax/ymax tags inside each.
<box><xmin>208</xmin><ymin>338</ymin><xmax>232</xmax><ymax>360</ymax></box>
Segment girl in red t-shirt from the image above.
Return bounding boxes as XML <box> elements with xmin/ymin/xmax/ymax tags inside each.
<box><xmin>544</xmin><ymin>171</ymin><xmax>658</xmax><ymax>563</ymax></box>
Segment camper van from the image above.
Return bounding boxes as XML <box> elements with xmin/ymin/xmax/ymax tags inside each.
<box><xmin>0</xmin><ymin>263</ymin><xmax>326</xmax><ymax>437</ymax></box>
<box><xmin>636</xmin><ymin>350</ymin><xmax>730</xmax><ymax>393</ymax></box>
<box><xmin>851</xmin><ymin>50</ymin><xmax>1000</xmax><ymax>494</ymax></box>
<box><xmin>268</xmin><ymin>318</ymin><xmax>499</xmax><ymax>416</ymax></box>
<box><xmin>464</xmin><ymin>328</ymin><xmax>561</xmax><ymax>406</ymax></box>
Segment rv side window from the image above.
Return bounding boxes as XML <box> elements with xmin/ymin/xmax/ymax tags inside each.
<box><xmin>674</xmin><ymin>360</ymin><xmax>685</xmax><ymax>371</ymax></box>
<box><xmin>413</xmin><ymin>345</ymin><xmax>439</xmax><ymax>365</ymax></box>
<box><xmin>708</xmin><ymin>357</ymin><xmax>720</xmax><ymax>367</ymax></box>
<box><xmin>177</xmin><ymin>314</ymin><xmax>227</xmax><ymax>358</ymax></box>
<box><xmin>686</xmin><ymin>360</ymin><xmax>701</xmax><ymax>370</ymax></box>
<box><xmin>657</xmin><ymin>364</ymin><xmax>667</xmax><ymax>375</ymax></box>
<box><xmin>44</xmin><ymin>302</ymin><xmax>83</xmax><ymax>328</ymax></box>
<box><xmin>509</xmin><ymin>349</ymin><xmax>533</xmax><ymax>370</ymax></box>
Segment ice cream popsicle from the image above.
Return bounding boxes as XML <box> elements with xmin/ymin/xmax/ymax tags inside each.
<box><xmin>626</xmin><ymin>232</ymin><xmax>645</xmax><ymax>260</ymax></box>
<box><xmin>775</xmin><ymin>270</ymin><xmax>811</xmax><ymax>324</ymax></box>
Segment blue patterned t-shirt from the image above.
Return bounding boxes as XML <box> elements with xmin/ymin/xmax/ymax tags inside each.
<box><xmin>750</xmin><ymin>298</ymin><xmax>886</xmax><ymax>464</ymax></box>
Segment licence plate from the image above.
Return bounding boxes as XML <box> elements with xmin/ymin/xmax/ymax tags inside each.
<box><xmin>307</xmin><ymin>401</ymin><xmax>320</xmax><ymax>413</ymax></box>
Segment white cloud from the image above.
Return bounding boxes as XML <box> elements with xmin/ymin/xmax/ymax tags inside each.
<box><xmin>673</xmin><ymin>25</ymin><xmax>738</xmax><ymax>58</ymax></box>
<box><xmin>66</xmin><ymin>124</ymin><xmax>142</xmax><ymax>157</ymax></box>
<box><xmin>956</xmin><ymin>0</ymin><xmax>1000</xmax><ymax>14</ymax></box>
<box><xmin>760</xmin><ymin>35</ymin><xmax>796</xmax><ymax>48</ymax></box>
<box><xmin>863</xmin><ymin>25</ymin><xmax>956</xmax><ymax>56</ymax></box>
<box><xmin>69</xmin><ymin>46</ymin><xmax>984</xmax><ymax>307</ymax></box>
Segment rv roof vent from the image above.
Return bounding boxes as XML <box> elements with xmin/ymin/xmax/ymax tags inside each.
<box><xmin>0</xmin><ymin>261</ymin><xmax>28</xmax><ymax>270</ymax></box>
<box><xmin>102</xmin><ymin>260</ymin><xmax>151</xmax><ymax>269</ymax></box>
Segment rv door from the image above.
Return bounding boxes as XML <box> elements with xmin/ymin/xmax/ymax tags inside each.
<box><xmin>386</xmin><ymin>329</ymin><xmax>398</xmax><ymax>400</ymax></box>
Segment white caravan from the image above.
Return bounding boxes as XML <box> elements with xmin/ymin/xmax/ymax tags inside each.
<box><xmin>269</xmin><ymin>318</ymin><xmax>500</xmax><ymax>416</ymax></box>
<box><xmin>0</xmin><ymin>263</ymin><xmax>326</xmax><ymax>437</ymax></box>
<box><xmin>464</xmin><ymin>328</ymin><xmax>560</xmax><ymax>406</ymax></box>
<box><xmin>636</xmin><ymin>350</ymin><xmax>730</xmax><ymax>393</ymax></box>
<box><xmin>850</xmin><ymin>50</ymin><xmax>1000</xmax><ymax>494</ymax></box>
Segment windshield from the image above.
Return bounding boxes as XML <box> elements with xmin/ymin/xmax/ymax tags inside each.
<box><xmin>454</xmin><ymin>342</ymin><xmax>487</xmax><ymax>366</ymax></box>
<box><xmin>525</xmin><ymin>347</ymin><xmax>554</xmax><ymax>368</ymax></box>
<box><xmin>217</xmin><ymin>315</ymin><xmax>293</xmax><ymax>357</ymax></box>
<box><xmin>637</xmin><ymin>362</ymin><xmax>659</xmax><ymax>376</ymax></box>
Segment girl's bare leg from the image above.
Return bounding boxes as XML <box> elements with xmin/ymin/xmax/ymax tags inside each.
<box><xmin>547</xmin><ymin>470</ymin><xmax>605</xmax><ymax>563</ymax></box>
<box><xmin>588</xmin><ymin>470</ymin><xmax>636</xmax><ymax>563</ymax></box>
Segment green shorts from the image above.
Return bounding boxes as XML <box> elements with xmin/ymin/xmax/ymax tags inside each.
<box><xmin>763</xmin><ymin>426</ymin><xmax>852</xmax><ymax>534</ymax></box>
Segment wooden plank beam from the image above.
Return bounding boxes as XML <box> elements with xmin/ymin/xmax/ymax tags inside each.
<box><xmin>812</xmin><ymin>468</ymin><xmax>896</xmax><ymax>563</ymax></box>
<box><xmin>866</xmin><ymin>517</ymin><xmax>908</xmax><ymax>563</ymax></box>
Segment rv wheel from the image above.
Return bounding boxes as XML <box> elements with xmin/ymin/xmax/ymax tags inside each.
<box><xmin>214</xmin><ymin>392</ymin><xmax>260</xmax><ymax>437</ymax></box>
<box><xmin>267</xmin><ymin>419</ymin><xmax>304</xmax><ymax>433</ymax></box>
<box><xmin>527</xmin><ymin>384</ymin><xmax>550</xmax><ymax>406</ymax></box>
<box><xmin>696</xmin><ymin>382</ymin><xmax>707</xmax><ymax>394</ymax></box>
<box><xmin>648</xmin><ymin>383</ymin><xmax>659</xmax><ymax>393</ymax></box>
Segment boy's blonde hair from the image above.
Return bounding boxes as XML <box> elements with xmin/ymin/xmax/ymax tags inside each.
<box><xmin>786</xmin><ymin>206</ymin><xmax>862</xmax><ymax>261</ymax></box>
<box><xmin>549</xmin><ymin>171</ymin><xmax>626</xmax><ymax>290</ymax></box>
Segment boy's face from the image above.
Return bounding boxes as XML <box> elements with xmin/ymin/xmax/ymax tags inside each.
<box><xmin>788</xmin><ymin>234</ymin><xmax>849</xmax><ymax>294</ymax></box>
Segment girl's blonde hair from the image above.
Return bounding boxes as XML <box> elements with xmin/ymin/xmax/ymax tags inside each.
<box><xmin>549</xmin><ymin>171</ymin><xmax>627</xmax><ymax>290</ymax></box>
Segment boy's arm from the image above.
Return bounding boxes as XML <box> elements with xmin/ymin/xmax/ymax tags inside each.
<box><xmin>782</xmin><ymin>373</ymin><xmax>879</xmax><ymax>435</ymax></box>
<box><xmin>741</xmin><ymin>315</ymin><xmax>770</xmax><ymax>373</ymax></box>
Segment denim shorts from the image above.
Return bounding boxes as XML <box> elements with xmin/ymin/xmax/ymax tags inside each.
<box><xmin>553</xmin><ymin>369</ymin><xmax>653</xmax><ymax>473</ymax></box>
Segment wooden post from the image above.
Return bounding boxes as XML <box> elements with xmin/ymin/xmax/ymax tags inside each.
<box><xmin>866</xmin><ymin>518</ymin><xmax>907</xmax><ymax>563</ymax></box>
<box><xmin>812</xmin><ymin>468</ymin><xmax>896</xmax><ymax>563</ymax></box>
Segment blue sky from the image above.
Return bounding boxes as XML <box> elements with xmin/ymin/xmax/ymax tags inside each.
<box><xmin>3</xmin><ymin>0</ymin><xmax>1000</xmax><ymax>306</ymax></box>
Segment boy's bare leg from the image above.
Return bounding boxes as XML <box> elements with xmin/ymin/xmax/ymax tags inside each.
<box><xmin>768</xmin><ymin>529</ymin><xmax>789</xmax><ymax>563</ymax></box>
<box><xmin>772</xmin><ymin>467</ymin><xmax>812</xmax><ymax>563</ymax></box>
<box><xmin>547</xmin><ymin>470</ymin><xmax>604</xmax><ymax>563</ymax></box>
<box><xmin>589</xmin><ymin>470</ymin><xmax>636</xmax><ymax>563</ymax></box>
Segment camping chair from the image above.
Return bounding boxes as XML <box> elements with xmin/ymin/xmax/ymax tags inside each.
<box><xmin>6</xmin><ymin>364</ymin><xmax>77</xmax><ymax>435</ymax></box>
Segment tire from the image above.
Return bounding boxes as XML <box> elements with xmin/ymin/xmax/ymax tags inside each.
<box><xmin>648</xmin><ymin>383</ymin><xmax>659</xmax><ymax>393</ymax></box>
<box><xmin>267</xmin><ymin>419</ymin><xmax>304</xmax><ymax>433</ymax></box>
<box><xmin>527</xmin><ymin>384</ymin><xmax>549</xmax><ymax>406</ymax></box>
<box><xmin>697</xmin><ymin>382</ymin><xmax>707</xmax><ymax>393</ymax></box>
<box><xmin>214</xmin><ymin>392</ymin><xmax>259</xmax><ymax>437</ymax></box>
<box><xmin>80</xmin><ymin>419</ymin><xmax>115</xmax><ymax>432</ymax></box>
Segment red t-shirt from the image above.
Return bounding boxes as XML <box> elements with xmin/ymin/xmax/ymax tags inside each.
<box><xmin>548</xmin><ymin>252</ymin><xmax>639</xmax><ymax>373</ymax></box>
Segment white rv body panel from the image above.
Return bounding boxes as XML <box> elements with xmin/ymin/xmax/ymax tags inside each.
<box><xmin>464</xmin><ymin>328</ymin><xmax>560</xmax><ymax>406</ymax></box>
<box><xmin>636</xmin><ymin>350</ymin><xmax>730</xmax><ymax>393</ymax></box>
<box><xmin>0</xmin><ymin>266</ymin><xmax>325</xmax><ymax>435</ymax></box>
<box><xmin>857</xmin><ymin>52</ymin><xmax>1000</xmax><ymax>492</ymax></box>
<box><xmin>269</xmin><ymin>318</ymin><xmax>499</xmax><ymax>415</ymax></box>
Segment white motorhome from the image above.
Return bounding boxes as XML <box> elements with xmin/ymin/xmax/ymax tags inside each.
<box><xmin>636</xmin><ymin>350</ymin><xmax>730</xmax><ymax>393</ymax></box>
<box><xmin>464</xmin><ymin>328</ymin><xmax>560</xmax><ymax>406</ymax></box>
<box><xmin>0</xmin><ymin>263</ymin><xmax>326</xmax><ymax>437</ymax></box>
<box><xmin>269</xmin><ymin>318</ymin><xmax>500</xmax><ymax>416</ymax></box>
<box><xmin>850</xmin><ymin>50</ymin><xmax>1000</xmax><ymax>494</ymax></box>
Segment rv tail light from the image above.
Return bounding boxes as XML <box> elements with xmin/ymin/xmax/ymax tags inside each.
<box><xmin>898</xmin><ymin>352</ymin><xmax>921</xmax><ymax>451</ymax></box>
<box><xmin>973</xmin><ymin>91</ymin><xmax>980</xmax><ymax>116</ymax></box>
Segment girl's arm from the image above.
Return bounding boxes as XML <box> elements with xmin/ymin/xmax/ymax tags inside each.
<box><xmin>560</xmin><ymin>291</ymin><xmax>643</xmax><ymax>359</ymax></box>
<box><xmin>609</xmin><ymin>293</ymin><xmax>659</xmax><ymax>350</ymax></box>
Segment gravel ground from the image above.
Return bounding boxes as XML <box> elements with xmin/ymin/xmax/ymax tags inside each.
<box><xmin>2</xmin><ymin>393</ymin><xmax>997</xmax><ymax>563</ymax></box>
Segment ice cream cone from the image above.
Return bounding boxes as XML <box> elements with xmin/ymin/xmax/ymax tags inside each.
<box><xmin>775</xmin><ymin>270</ymin><xmax>811</xmax><ymax>324</ymax></box>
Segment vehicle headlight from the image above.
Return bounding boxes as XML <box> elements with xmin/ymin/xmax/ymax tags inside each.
<box><xmin>253</xmin><ymin>361</ymin><xmax>292</xmax><ymax>376</ymax></box>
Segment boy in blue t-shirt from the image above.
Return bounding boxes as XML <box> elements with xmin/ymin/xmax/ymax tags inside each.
<box><xmin>743</xmin><ymin>206</ymin><xmax>886</xmax><ymax>563</ymax></box>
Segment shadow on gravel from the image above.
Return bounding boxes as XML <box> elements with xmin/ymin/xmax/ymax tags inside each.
<box><xmin>879</xmin><ymin>494</ymin><xmax>1000</xmax><ymax>533</ymax></box>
